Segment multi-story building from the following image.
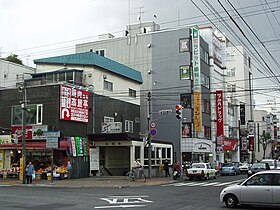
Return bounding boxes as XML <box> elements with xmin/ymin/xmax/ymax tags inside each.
<box><xmin>226</xmin><ymin>46</ymin><xmax>254</xmax><ymax>162</ymax></box>
<box><xmin>76</xmin><ymin>22</ymin><xmax>213</xmax><ymax>164</ymax></box>
<box><xmin>0</xmin><ymin>58</ymin><xmax>35</xmax><ymax>89</ymax></box>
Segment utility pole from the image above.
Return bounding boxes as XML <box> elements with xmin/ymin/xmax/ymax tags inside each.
<box><xmin>147</xmin><ymin>91</ymin><xmax>151</xmax><ymax>178</ymax></box>
<box><xmin>21</xmin><ymin>82</ymin><xmax>27</xmax><ymax>184</ymax></box>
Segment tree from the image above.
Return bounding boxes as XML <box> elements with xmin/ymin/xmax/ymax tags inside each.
<box><xmin>4</xmin><ymin>53</ymin><xmax>23</xmax><ymax>65</ymax></box>
<box><xmin>260</xmin><ymin>131</ymin><xmax>271</xmax><ymax>159</ymax></box>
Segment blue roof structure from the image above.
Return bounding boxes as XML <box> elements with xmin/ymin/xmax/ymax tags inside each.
<box><xmin>34</xmin><ymin>52</ymin><xmax>143</xmax><ymax>84</ymax></box>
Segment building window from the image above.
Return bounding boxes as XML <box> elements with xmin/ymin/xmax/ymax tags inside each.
<box><xmin>104</xmin><ymin>80</ymin><xmax>113</xmax><ymax>91</ymax></box>
<box><xmin>12</xmin><ymin>104</ymin><xmax>43</xmax><ymax>125</ymax></box>
<box><xmin>203</xmin><ymin>99</ymin><xmax>210</xmax><ymax>114</ymax></box>
<box><xmin>201</xmin><ymin>73</ymin><xmax>210</xmax><ymax>89</ymax></box>
<box><xmin>180</xmin><ymin>65</ymin><xmax>192</xmax><ymax>80</ymax></box>
<box><xmin>95</xmin><ymin>49</ymin><xmax>106</xmax><ymax>57</ymax></box>
<box><xmin>180</xmin><ymin>93</ymin><xmax>191</xmax><ymax>108</ymax></box>
<box><xmin>125</xmin><ymin>120</ymin><xmax>133</xmax><ymax>133</ymax></box>
<box><xmin>204</xmin><ymin>126</ymin><xmax>211</xmax><ymax>140</ymax></box>
<box><xmin>179</xmin><ymin>38</ymin><xmax>190</xmax><ymax>52</ymax></box>
<box><xmin>200</xmin><ymin>46</ymin><xmax>209</xmax><ymax>64</ymax></box>
<box><xmin>129</xmin><ymin>88</ymin><xmax>136</xmax><ymax>98</ymax></box>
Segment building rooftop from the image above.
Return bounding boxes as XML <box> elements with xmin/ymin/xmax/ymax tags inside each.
<box><xmin>34</xmin><ymin>52</ymin><xmax>143</xmax><ymax>84</ymax></box>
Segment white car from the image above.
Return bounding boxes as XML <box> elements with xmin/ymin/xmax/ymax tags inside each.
<box><xmin>186</xmin><ymin>163</ymin><xmax>217</xmax><ymax>180</ymax></box>
<box><xmin>261</xmin><ymin>159</ymin><xmax>277</xmax><ymax>170</ymax></box>
<box><xmin>220</xmin><ymin>170</ymin><xmax>280</xmax><ymax>208</ymax></box>
<box><xmin>238</xmin><ymin>163</ymin><xmax>249</xmax><ymax>174</ymax></box>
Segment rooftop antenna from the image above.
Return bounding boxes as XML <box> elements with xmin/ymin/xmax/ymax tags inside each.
<box><xmin>135</xmin><ymin>6</ymin><xmax>147</xmax><ymax>28</ymax></box>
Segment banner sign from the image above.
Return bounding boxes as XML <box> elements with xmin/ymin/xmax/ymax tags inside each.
<box><xmin>90</xmin><ymin>147</ymin><xmax>100</xmax><ymax>171</ymax></box>
<box><xmin>12</xmin><ymin>126</ymin><xmax>33</xmax><ymax>140</ymax></box>
<box><xmin>240</xmin><ymin>104</ymin><xmax>246</xmax><ymax>125</ymax></box>
<box><xmin>216</xmin><ymin>90</ymin><xmax>224</xmax><ymax>137</ymax></box>
<box><xmin>223</xmin><ymin>139</ymin><xmax>238</xmax><ymax>151</ymax></box>
<box><xmin>192</xmin><ymin>27</ymin><xmax>202</xmax><ymax>133</ymax></box>
<box><xmin>248</xmin><ymin>121</ymin><xmax>254</xmax><ymax>137</ymax></box>
<box><xmin>249</xmin><ymin>137</ymin><xmax>254</xmax><ymax>151</ymax></box>
<box><xmin>241</xmin><ymin>137</ymin><xmax>248</xmax><ymax>151</ymax></box>
<box><xmin>60</xmin><ymin>85</ymin><xmax>89</xmax><ymax>123</ymax></box>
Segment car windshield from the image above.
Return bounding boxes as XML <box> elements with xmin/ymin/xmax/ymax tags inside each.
<box><xmin>191</xmin><ymin>164</ymin><xmax>205</xmax><ymax>168</ymax></box>
<box><xmin>251</xmin><ymin>163</ymin><xmax>266</xmax><ymax>169</ymax></box>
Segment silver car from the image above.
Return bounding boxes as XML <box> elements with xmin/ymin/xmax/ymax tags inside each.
<box><xmin>220</xmin><ymin>170</ymin><xmax>280</xmax><ymax>208</ymax></box>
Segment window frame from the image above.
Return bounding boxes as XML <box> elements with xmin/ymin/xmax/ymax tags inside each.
<box><xmin>104</xmin><ymin>80</ymin><xmax>113</xmax><ymax>91</ymax></box>
<box><xmin>125</xmin><ymin>120</ymin><xmax>133</xmax><ymax>133</ymax></box>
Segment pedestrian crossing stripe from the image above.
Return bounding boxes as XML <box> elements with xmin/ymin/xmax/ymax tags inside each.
<box><xmin>162</xmin><ymin>179</ymin><xmax>244</xmax><ymax>187</ymax></box>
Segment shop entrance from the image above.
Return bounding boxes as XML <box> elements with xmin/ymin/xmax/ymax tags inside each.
<box><xmin>99</xmin><ymin>146</ymin><xmax>130</xmax><ymax>176</ymax></box>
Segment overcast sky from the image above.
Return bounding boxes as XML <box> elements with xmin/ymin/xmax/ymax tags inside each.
<box><xmin>1</xmin><ymin>0</ymin><xmax>280</xmax><ymax>108</ymax></box>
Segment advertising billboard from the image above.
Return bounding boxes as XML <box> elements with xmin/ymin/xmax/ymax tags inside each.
<box><xmin>60</xmin><ymin>85</ymin><xmax>89</xmax><ymax>123</ymax></box>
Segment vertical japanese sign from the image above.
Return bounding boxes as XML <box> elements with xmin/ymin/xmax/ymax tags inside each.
<box><xmin>67</xmin><ymin>137</ymin><xmax>73</xmax><ymax>156</ymax></box>
<box><xmin>192</xmin><ymin>27</ymin><xmax>202</xmax><ymax>133</ymax></box>
<box><xmin>71</xmin><ymin>137</ymin><xmax>77</xmax><ymax>157</ymax></box>
<box><xmin>240</xmin><ymin>104</ymin><xmax>246</xmax><ymax>125</ymax></box>
<box><xmin>248</xmin><ymin>121</ymin><xmax>255</xmax><ymax>151</ymax></box>
<box><xmin>60</xmin><ymin>85</ymin><xmax>89</xmax><ymax>123</ymax></box>
<box><xmin>75</xmin><ymin>137</ymin><xmax>84</xmax><ymax>156</ymax></box>
<box><xmin>216</xmin><ymin>90</ymin><xmax>224</xmax><ymax>137</ymax></box>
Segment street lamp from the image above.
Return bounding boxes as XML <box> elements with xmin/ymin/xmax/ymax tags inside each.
<box><xmin>19</xmin><ymin>83</ymin><xmax>27</xmax><ymax>184</ymax></box>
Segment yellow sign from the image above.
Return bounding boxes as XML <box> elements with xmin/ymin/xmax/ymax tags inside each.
<box><xmin>20</xmin><ymin>158</ymin><xmax>24</xmax><ymax>181</ymax></box>
<box><xmin>194</xmin><ymin>92</ymin><xmax>201</xmax><ymax>132</ymax></box>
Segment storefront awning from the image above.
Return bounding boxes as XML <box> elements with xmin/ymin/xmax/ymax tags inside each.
<box><xmin>0</xmin><ymin>140</ymin><xmax>68</xmax><ymax>150</ymax></box>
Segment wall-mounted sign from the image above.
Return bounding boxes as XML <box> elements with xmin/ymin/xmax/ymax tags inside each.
<box><xmin>216</xmin><ymin>90</ymin><xmax>224</xmax><ymax>137</ymax></box>
<box><xmin>60</xmin><ymin>85</ymin><xmax>89</xmax><ymax>123</ymax></box>
<box><xmin>192</xmin><ymin>27</ymin><xmax>202</xmax><ymax>133</ymax></box>
<box><xmin>223</xmin><ymin>139</ymin><xmax>238</xmax><ymax>151</ymax></box>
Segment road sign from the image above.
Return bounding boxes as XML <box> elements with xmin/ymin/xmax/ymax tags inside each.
<box><xmin>159</xmin><ymin>109</ymin><xmax>172</xmax><ymax>115</ymax></box>
<box><xmin>46</xmin><ymin>137</ymin><xmax>58</xmax><ymax>148</ymax></box>
<box><xmin>150</xmin><ymin>128</ymin><xmax>157</xmax><ymax>137</ymax></box>
<box><xmin>150</xmin><ymin>121</ymin><xmax>157</xmax><ymax>128</ymax></box>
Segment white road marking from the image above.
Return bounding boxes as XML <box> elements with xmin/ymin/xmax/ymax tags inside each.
<box><xmin>95</xmin><ymin>204</ymin><xmax>146</xmax><ymax>209</ymax></box>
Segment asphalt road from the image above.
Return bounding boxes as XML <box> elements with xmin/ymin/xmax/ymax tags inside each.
<box><xmin>0</xmin><ymin>174</ymin><xmax>278</xmax><ymax>210</ymax></box>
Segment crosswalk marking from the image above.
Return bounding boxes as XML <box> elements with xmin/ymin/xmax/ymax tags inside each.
<box><xmin>162</xmin><ymin>179</ymin><xmax>244</xmax><ymax>187</ymax></box>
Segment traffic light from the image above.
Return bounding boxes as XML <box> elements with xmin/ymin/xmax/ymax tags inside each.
<box><xmin>175</xmin><ymin>105</ymin><xmax>182</xmax><ymax>120</ymax></box>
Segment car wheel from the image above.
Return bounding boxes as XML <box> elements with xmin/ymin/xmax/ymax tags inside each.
<box><xmin>225</xmin><ymin>194</ymin><xmax>238</xmax><ymax>208</ymax></box>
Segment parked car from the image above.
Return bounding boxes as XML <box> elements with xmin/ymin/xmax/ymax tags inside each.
<box><xmin>239</xmin><ymin>163</ymin><xmax>249</xmax><ymax>174</ymax></box>
<box><xmin>186</xmin><ymin>163</ymin><xmax>217</xmax><ymax>180</ymax></box>
<box><xmin>221</xmin><ymin>163</ymin><xmax>239</xmax><ymax>176</ymax></box>
<box><xmin>261</xmin><ymin>159</ymin><xmax>277</xmax><ymax>170</ymax></box>
<box><xmin>277</xmin><ymin>161</ymin><xmax>280</xmax><ymax>170</ymax></box>
<box><xmin>248</xmin><ymin>162</ymin><xmax>270</xmax><ymax>177</ymax></box>
<box><xmin>220</xmin><ymin>170</ymin><xmax>280</xmax><ymax>208</ymax></box>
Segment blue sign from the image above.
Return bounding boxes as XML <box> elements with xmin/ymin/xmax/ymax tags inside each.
<box><xmin>150</xmin><ymin>128</ymin><xmax>157</xmax><ymax>137</ymax></box>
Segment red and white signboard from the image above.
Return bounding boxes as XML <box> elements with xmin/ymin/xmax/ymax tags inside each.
<box><xmin>216</xmin><ymin>90</ymin><xmax>224</xmax><ymax>137</ymax></box>
<box><xmin>223</xmin><ymin>139</ymin><xmax>238</xmax><ymax>151</ymax></box>
<box><xmin>12</xmin><ymin>126</ymin><xmax>33</xmax><ymax>140</ymax></box>
<box><xmin>60</xmin><ymin>85</ymin><xmax>89</xmax><ymax>123</ymax></box>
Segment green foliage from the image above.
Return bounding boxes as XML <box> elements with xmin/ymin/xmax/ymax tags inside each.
<box><xmin>260</xmin><ymin>132</ymin><xmax>271</xmax><ymax>159</ymax></box>
<box><xmin>4</xmin><ymin>53</ymin><xmax>23</xmax><ymax>65</ymax></box>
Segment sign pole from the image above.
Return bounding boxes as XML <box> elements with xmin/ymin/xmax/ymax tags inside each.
<box><xmin>51</xmin><ymin>148</ymin><xmax>54</xmax><ymax>182</ymax></box>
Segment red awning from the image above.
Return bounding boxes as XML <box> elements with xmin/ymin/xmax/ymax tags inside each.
<box><xmin>0</xmin><ymin>141</ymin><xmax>68</xmax><ymax>150</ymax></box>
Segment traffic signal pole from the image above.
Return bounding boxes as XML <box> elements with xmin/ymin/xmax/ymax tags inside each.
<box><xmin>147</xmin><ymin>92</ymin><xmax>152</xmax><ymax>179</ymax></box>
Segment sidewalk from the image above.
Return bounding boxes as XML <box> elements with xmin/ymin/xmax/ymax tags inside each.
<box><xmin>0</xmin><ymin>176</ymin><xmax>178</xmax><ymax>188</ymax></box>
